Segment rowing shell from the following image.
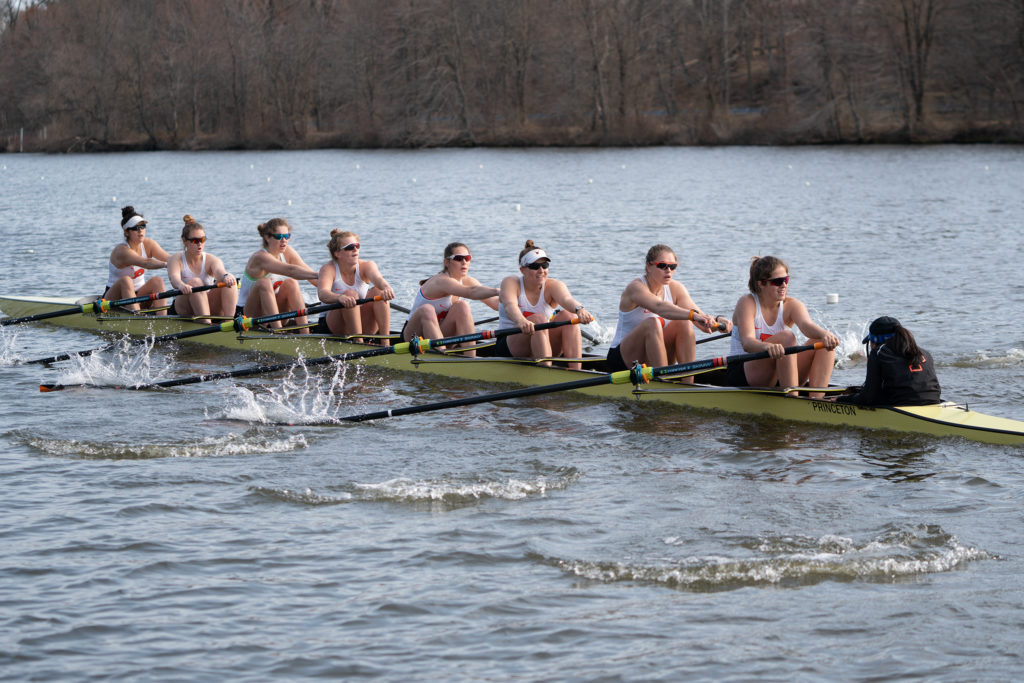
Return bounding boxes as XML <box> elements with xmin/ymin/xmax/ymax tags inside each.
<box><xmin>4</xmin><ymin>294</ymin><xmax>1024</xmax><ymax>445</ymax></box>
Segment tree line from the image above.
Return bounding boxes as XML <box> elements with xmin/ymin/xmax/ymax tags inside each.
<box><xmin>1</xmin><ymin>0</ymin><xmax>1022</xmax><ymax>152</ymax></box>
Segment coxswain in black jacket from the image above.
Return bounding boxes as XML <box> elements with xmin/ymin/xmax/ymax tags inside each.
<box><xmin>836</xmin><ymin>316</ymin><xmax>942</xmax><ymax>407</ymax></box>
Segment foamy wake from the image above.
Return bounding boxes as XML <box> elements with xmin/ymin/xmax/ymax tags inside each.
<box><xmin>17</xmin><ymin>429</ymin><xmax>308</xmax><ymax>460</ymax></box>
<box><xmin>552</xmin><ymin>524</ymin><xmax>990</xmax><ymax>590</ymax></box>
<box><xmin>252</xmin><ymin>467</ymin><xmax>581</xmax><ymax>506</ymax></box>
<box><xmin>953</xmin><ymin>347</ymin><xmax>1024</xmax><ymax>369</ymax></box>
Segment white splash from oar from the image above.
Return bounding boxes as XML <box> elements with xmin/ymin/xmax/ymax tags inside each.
<box><xmin>218</xmin><ymin>356</ymin><xmax>390</xmax><ymax>425</ymax></box>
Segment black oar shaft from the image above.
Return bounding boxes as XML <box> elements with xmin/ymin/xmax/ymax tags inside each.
<box><xmin>340</xmin><ymin>343</ymin><xmax>822</xmax><ymax>423</ymax></box>
<box><xmin>26</xmin><ymin>296</ymin><xmax>380</xmax><ymax>365</ymax></box>
<box><xmin>1</xmin><ymin>282</ymin><xmax>227</xmax><ymax>326</ymax></box>
<box><xmin>696</xmin><ymin>332</ymin><xmax>731</xmax><ymax>345</ymax></box>
<box><xmin>39</xmin><ymin>318</ymin><xmax>580</xmax><ymax>392</ymax></box>
<box><xmin>342</xmin><ymin>373</ymin><xmax>623</xmax><ymax>422</ymax></box>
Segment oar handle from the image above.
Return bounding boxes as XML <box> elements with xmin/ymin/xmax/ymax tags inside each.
<box><xmin>422</xmin><ymin>317</ymin><xmax>577</xmax><ymax>350</ymax></box>
<box><xmin>641</xmin><ymin>342</ymin><xmax>823</xmax><ymax>382</ymax></box>
<box><xmin>697</xmin><ymin>331</ymin><xmax>731</xmax><ymax>345</ymax></box>
<box><xmin>687</xmin><ymin>309</ymin><xmax>729</xmax><ymax>333</ymax></box>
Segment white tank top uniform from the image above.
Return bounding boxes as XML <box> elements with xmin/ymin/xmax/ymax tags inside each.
<box><xmin>317</xmin><ymin>261</ymin><xmax>372</xmax><ymax>332</ymax></box>
<box><xmin>608</xmin><ymin>276</ymin><xmax>671</xmax><ymax>349</ymax></box>
<box><xmin>238</xmin><ymin>251</ymin><xmax>287</xmax><ymax>307</ymax></box>
<box><xmin>497</xmin><ymin>276</ymin><xmax>555</xmax><ymax>329</ymax></box>
<box><xmin>171</xmin><ymin>253</ymin><xmax>216</xmax><ymax>315</ymax></box>
<box><xmin>106</xmin><ymin>242</ymin><xmax>148</xmax><ymax>291</ymax></box>
<box><xmin>409</xmin><ymin>286</ymin><xmax>453</xmax><ymax>323</ymax></box>
<box><xmin>330</xmin><ymin>260</ymin><xmax>370</xmax><ymax>299</ymax></box>
<box><xmin>729</xmin><ymin>294</ymin><xmax>786</xmax><ymax>355</ymax></box>
<box><xmin>725</xmin><ymin>294</ymin><xmax>788</xmax><ymax>386</ymax></box>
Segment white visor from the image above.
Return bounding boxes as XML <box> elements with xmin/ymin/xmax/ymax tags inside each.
<box><xmin>123</xmin><ymin>215</ymin><xmax>147</xmax><ymax>229</ymax></box>
<box><xmin>519</xmin><ymin>248</ymin><xmax>549</xmax><ymax>268</ymax></box>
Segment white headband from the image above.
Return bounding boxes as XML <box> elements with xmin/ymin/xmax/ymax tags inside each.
<box><xmin>520</xmin><ymin>248</ymin><xmax>549</xmax><ymax>268</ymax></box>
<box><xmin>123</xmin><ymin>215</ymin><xmax>147</xmax><ymax>229</ymax></box>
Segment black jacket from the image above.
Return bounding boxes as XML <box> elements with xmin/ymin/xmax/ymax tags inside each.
<box><xmin>837</xmin><ymin>344</ymin><xmax>941</xmax><ymax>406</ymax></box>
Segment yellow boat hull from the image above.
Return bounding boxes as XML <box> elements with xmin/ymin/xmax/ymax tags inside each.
<box><xmin>4</xmin><ymin>295</ymin><xmax>1024</xmax><ymax>445</ymax></box>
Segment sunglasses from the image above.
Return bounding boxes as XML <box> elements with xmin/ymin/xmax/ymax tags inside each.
<box><xmin>526</xmin><ymin>261</ymin><xmax>550</xmax><ymax>270</ymax></box>
<box><xmin>126</xmin><ymin>225</ymin><xmax>146</xmax><ymax>231</ymax></box>
<box><xmin>448</xmin><ymin>254</ymin><xmax>471</xmax><ymax>263</ymax></box>
<box><xmin>186</xmin><ymin>236</ymin><xmax>207</xmax><ymax>245</ymax></box>
<box><xmin>270</xmin><ymin>233</ymin><xmax>291</xmax><ymax>240</ymax></box>
<box><xmin>651</xmin><ymin>262</ymin><xmax>678</xmax><ymax>271</ymax></box>
<box><xmin>340</xmin><ymin>242</ymin><xmax>360</xmax><ymax>251</ymax></box>
<box><xmin>761</xmin><ymin>276</ymin><xmax>790</xmax><ymax>287</ymax></box>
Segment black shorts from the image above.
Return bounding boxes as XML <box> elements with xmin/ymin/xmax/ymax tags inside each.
<box><xmin>494</xmin><ymin>335</ymin><xmax>512</xmax><ymax>357</ymax></box>
<box><xmin>724</xmin><ymin>360</ymin><xmax>749</xmax><ymax>387</ymax></box>
<box><xmin>606</xmin><ymin>345</ymin><xmax>627</xmax><ymax>372</ymax></box>
<box><xmin>314</xmin><ymin>316</ymin><xmax>331</xmax><ymax>334</ymax></box>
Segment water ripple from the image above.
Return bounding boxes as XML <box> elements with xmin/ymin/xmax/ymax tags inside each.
<box><xmin>547</xmin><ymin>524</ymin><xmax>990</xmax><ymax>591</ymax></box>
<box><xmin>15</xmin><ymin>429</ymin><xmax>308</xmax><ymax>460</ymax></box>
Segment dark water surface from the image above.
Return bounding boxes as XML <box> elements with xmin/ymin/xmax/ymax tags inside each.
<box><xmin>2</xmin><ymin>147</ymin><xmax>1023</xmax><ymax>680</ymax></box>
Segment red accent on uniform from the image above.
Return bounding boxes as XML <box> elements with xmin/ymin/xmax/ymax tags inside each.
<box><xmin>133</xmin><ymin>269</ymin><xmax>145</xmax><ymax>278</ymax></box>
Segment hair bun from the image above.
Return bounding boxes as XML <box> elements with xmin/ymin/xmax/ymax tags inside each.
<box><xmin>121</xmin><ymin>205</ymin><xmax>136</xmax><ymax>219</ymax></box>
<box><xmin>524</xmin><ymin>239</ymin><xmax>535</xmax><ymax>249</ymax></box>
<box><xmin>183</xmin><ymin>214</ymin><xmax>195</xmax><ymax>225</ymax></box>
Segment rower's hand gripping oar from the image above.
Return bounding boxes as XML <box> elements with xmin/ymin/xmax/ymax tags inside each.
<box><xmin>329</xmin><ymin>342</ymin><xmax>823</xmax><ymax>423</ymax></box>
<box><xmin>38</xmin><ymin>317</ymin><xmax>582</xmax><ymax>392</ymax></box>
<box><xmin>26</xmin><ymin>295</ymin><xmax>382</xmax><ymax>366</ymax></box>
<box><xmin>1</xmin><ymin>282</ymin><xmax>231</xmax><ymax>327</ymax></box>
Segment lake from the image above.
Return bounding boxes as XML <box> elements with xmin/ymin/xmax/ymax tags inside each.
<box><xmin>1</xmin><ymin>146</ymin><xmax>1023</xmax><ymax>680</ymax></box>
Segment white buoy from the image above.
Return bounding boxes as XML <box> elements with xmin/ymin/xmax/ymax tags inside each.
<box><xmin>826</xmin><ymin>293</ymin><xmax>839</xmax><ymax>304</ymax></box>
<box><xmin>412</xmin><ymin>178</ymin><xmax>417</xmax><ymax>183</ymax></box>
<box><xmin>514</xmin><ymin>204</ymin><xmax>521</xmax><ymax>212</ymax></box>
<box><xmin>805</xmin><ymin>181</ymin><xmax>811</xmax><ymax>186</ymax></box>
<box><xmin>250</xmin><ymin>164</ymin><xmax>254</xmax><ymax>169</ymax></box>
<box><xmin>588</xmin><ymin>178</ymin><xmax>593</xmax><ymax>184</ymax></box>
<box><xmin>27</xmin><ymin>248</ymin><xmax>34</xmax><ymax>254</ymax></box>
<box><xmin>144</xmin><ymin>176</ymin><xmax>148</xmax><ymax>182</ymax></box>
<box><xmin>112</xmin><ymin>196</ymin><xmax>116</xmax><ymax>201</ymax></box>
<box><xmin>356</xmin><ymin>164</ymin><xmax>360</xmax><ymax>169</ymax></box>
<box><xmin>287</xmin><ymin>200</ymin><xmax>292</xmax><ymax>206</ymax></box>
<box><xmin>267</xmin><ymin>177</ymin><xmax>271</xmax><ymax>182</ymax></box>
